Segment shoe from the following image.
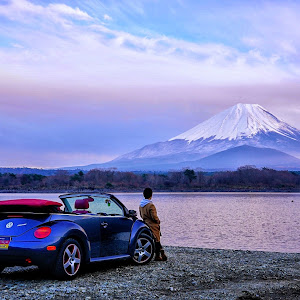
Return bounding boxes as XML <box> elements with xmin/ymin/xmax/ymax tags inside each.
<box><xmin>160</xmin><ymin>250</ymin><xmax>167</xmax><ymax>261</ymax></box>
<box><xmin>154</xmin><ymin>253</ymin><xmax>163</xmax><ymax>261</ymax></box>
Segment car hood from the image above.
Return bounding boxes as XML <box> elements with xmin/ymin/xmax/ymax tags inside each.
<box><xmin>0</xmin><ymin>213</ymin><xmax>52</xmax><ymax>237</ymax></box>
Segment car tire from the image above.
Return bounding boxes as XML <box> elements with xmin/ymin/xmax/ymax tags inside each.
<box><xmin>52</xmin><ymin>238</ymin><xmax>82</xmax><ymax>280</ymax></box>
<box><xmin>132</xmin><ymin>233</ymin><xmax>154</xmax><ymax>265</ymax></box>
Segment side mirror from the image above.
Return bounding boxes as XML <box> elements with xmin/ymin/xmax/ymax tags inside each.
<box><xmin>128</xmin><ymin>209</ymin><xmax>137</xmax><ymax>219</ymax></box>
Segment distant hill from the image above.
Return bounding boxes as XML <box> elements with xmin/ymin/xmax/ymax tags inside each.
<box><xmin>0</xmin><ymin>168</ymin><xmax>81</xmax><ymax>175</ymax></box>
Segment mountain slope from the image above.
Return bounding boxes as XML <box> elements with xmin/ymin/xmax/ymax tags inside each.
<box><xmin>172</xmin><ymin>145</ymin><xmax>300</xmax><ymax>171</ymax></box>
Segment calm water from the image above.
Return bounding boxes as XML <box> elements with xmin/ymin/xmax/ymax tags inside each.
<box><xmin>0</xmin><ymin>192</ymin><xmax>299</xmax><ymax>253</ymax></box>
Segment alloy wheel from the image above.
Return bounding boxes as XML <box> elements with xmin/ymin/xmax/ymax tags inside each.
<box><xmin>133</xmin><ymin>236</ymin><xmax>153</xmax><ymax>264</ymax></box>
<box><xmin>63</xmin><ymin>244</ymin><xmax>81</xmax><ymax>276</ymax></box>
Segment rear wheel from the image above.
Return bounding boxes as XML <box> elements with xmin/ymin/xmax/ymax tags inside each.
<box><xmin>52</xmin><ymin>238</ymin><xmax>82</xmax><ymax>280</ymax></box>
<box><xmin>132</xmin><ymin>234</ymin><xmax>154</xmax><ymax>264</ymax></box>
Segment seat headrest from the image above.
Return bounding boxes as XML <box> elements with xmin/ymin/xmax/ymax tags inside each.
<box><xmin>75</xmin><ymin>198</ymin><xmax>90</xmax><ymax>209</ymax></box>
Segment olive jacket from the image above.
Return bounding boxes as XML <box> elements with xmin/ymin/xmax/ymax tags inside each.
<box><xmin>139</xmin><ymin>202</ymin><xmax>161</xmax><ymax>242</ymax></box>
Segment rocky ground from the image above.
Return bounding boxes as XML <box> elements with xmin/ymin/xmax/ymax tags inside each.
<box><xmin>1</xmin><ymin>246</ymin><xmax>300</xmax><ymax>300</ymax></box>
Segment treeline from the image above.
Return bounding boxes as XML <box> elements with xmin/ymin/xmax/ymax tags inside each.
<box><xmin>0</xmin><ymin>166</ymin><xmax>299</xmax><ymax>192</ymax></box>
<box><xmin>0</xmin><ymin>168</ymin><xmax>79</xmax><ymax>176</ymax></box>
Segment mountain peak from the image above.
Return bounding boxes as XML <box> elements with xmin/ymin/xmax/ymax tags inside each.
<box><xmin>169</xmin><ymin>103</ymin><xmax>298</xmax><ymax>142</ymax></box>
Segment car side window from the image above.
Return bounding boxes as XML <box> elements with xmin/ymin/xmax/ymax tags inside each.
<box><xmin>91</xmin><ymin>197</ymin><xmax>124</xmax><ymax>216</ymax></box>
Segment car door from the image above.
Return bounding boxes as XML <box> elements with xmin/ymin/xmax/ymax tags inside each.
<box><xmin>99</xmin><ymin>215</ymin><xmax>133</xmax><ymax>257</ymax></box>
<box><xmin>92</xmin><ymin>196</ymin><xmax>134</xmax><ymax>257</ymax></box>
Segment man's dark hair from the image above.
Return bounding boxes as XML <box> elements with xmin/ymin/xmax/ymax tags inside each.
<box><xmin>143</xmin><ymin>188</ymin><xmax>153</xmax><ymax>199</ymax></box>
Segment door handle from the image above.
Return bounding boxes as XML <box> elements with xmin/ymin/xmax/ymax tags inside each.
<box><xmin>101</xmin><ymin>222</ymin><xmax>108</xmax><ymax>228</ymax></box>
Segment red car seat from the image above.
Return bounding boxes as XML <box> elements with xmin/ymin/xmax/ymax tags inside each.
<box><xmin>73</xmin><ymin>198</ymin><xmax>93</xmax><ymax>214</ymax></box>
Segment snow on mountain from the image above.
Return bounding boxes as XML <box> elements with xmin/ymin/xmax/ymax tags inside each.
<box><xmin>169</xmin><ymin>103</ymin><xmax>299</xmax><ymax>142</ymax></box>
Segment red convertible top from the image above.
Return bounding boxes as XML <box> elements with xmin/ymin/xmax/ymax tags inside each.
<box><xmin>0</xmin><ymin>199</ymin><xmax>62</xmax><ymax>207</ymax></box>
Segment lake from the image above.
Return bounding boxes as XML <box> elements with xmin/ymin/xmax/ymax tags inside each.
<box><xmin>0</xmin><ymin>192</ymin><xmax>299</xmax><ymax>253</ymax></box>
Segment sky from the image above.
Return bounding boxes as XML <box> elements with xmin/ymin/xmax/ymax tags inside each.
<box><xmin>0</xmin><ymin>0</ymin><xmax>300</xmax><ymax>168</ymax></box>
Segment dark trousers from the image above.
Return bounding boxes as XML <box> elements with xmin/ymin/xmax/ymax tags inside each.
<box><xmin>155</xmin><ymin>241</ymin><xmax>163</xmax><ymax>255</ymax></box>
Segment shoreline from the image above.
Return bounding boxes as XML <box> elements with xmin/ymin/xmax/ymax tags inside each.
<box><xmin>163</xmin><ymin>245</ymin><xmax>300</xmax><ymax>255</ymax></box>
<box><xmin>0</xmin><ymin>189</ymin><xmax>300</xmax><ymax>193</ymax></box>
<box><xmin>1</xmin><ymin>246</ymin><xmax>300</xmax><ymax>299</ymax></box>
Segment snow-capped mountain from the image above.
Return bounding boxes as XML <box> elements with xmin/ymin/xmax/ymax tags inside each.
<box><xmin>66</xmin><ymin>103</ymin><xmax>300</xmax><ymax>171</ymax></box>
<box><xmin>111</xmin><ymin>103</ymin><xmax>300</xmax><ymax>163</ymax></box>
<box><xmin>169</xmin><ymin>103</ymin><xmax>299</xmax><ymax>142</ymax></box>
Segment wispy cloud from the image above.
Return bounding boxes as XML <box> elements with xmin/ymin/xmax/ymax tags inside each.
<box><xmin>0</xmin><ymin>0</ymin><xmax>93</xmax><ymax>23</ymax></box>
<box><xmin>48</xmin><ymin>3</ymin><xmax>93</xmax><ymax>21</ymax></box>
<box><xmin>103</xmin><ymin>14</ymin><xmax>112</xmax><ymax>21</ymax></box>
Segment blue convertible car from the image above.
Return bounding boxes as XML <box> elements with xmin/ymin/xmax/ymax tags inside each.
<box><xmin>0</xmin><ymin>193</ymin><xmax>154</xmax><ymax>279</ymax></box>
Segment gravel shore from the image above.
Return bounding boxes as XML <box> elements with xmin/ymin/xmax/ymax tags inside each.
<box><xmin>1</xmin><ymin>246</ymin><xmax>300</xmax><ymax>300</ymax></box>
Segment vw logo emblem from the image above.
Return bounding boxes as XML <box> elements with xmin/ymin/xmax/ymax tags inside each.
<box><xmin>6</xmin><ymin>222</ymin><xmax>13</xmax><ymax>229</ymax></box>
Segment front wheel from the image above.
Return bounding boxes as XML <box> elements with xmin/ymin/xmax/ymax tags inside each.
<box><xmin>132</xmin><ymin>234</ymin><xmax>154</xmax><ymax>264</ymax></box>
<box><xmin>52</xmin><ymin>238</ymin><xmax>82</xmax><ymax>280</ymax></box>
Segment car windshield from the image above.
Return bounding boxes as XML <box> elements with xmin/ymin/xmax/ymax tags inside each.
<box><xmin>62</xmin><ymin>195</ymin><xmax>124</xmax><ymax>216</ymax></box>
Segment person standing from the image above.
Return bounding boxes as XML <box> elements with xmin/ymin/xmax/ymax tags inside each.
<box><xmin>139</xmin><ymin>188</ymin><xmax>167</xmax><ymax>261</ymax></box>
